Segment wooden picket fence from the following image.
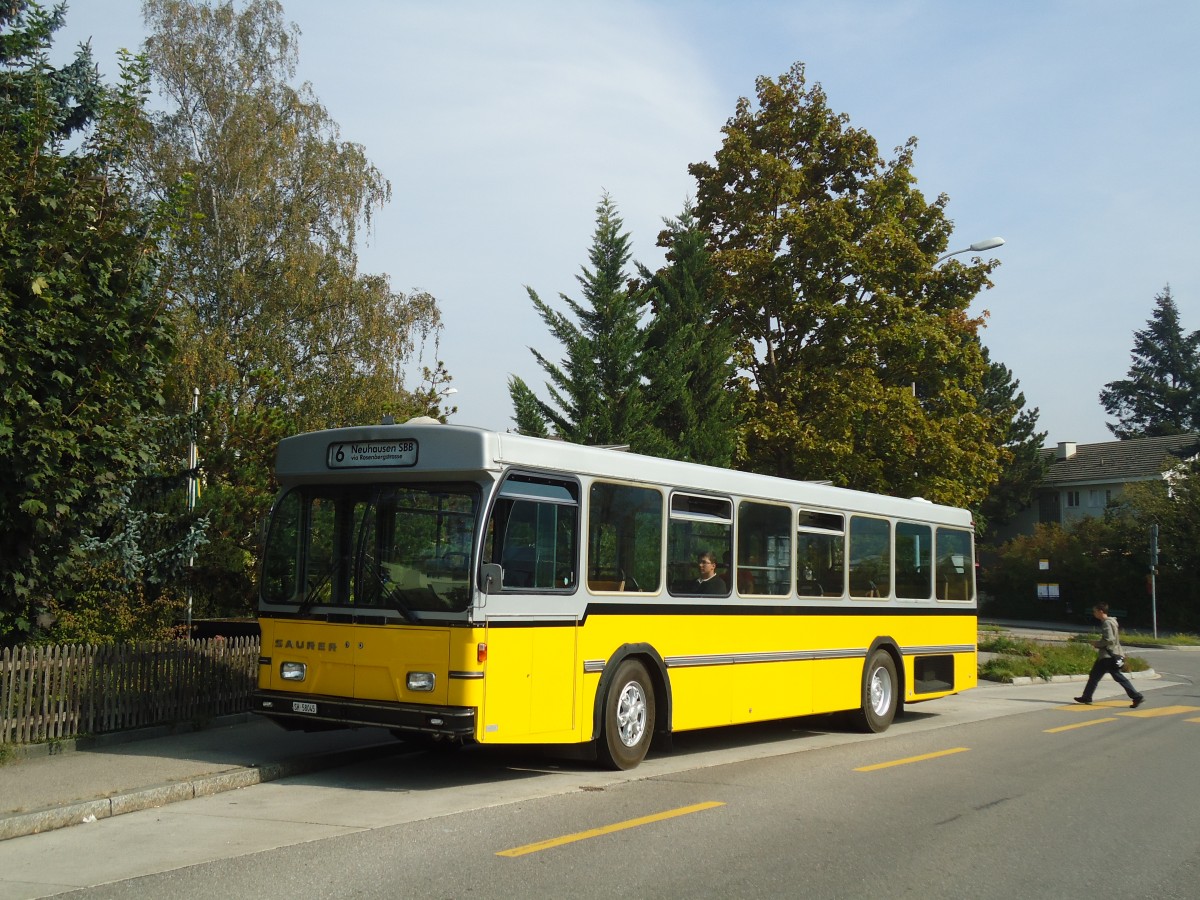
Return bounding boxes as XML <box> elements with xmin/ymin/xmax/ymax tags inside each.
<box><xmin>0</xmin><ymin>638</ymin><xmax>259</xmax><ymax>746</ymax></box>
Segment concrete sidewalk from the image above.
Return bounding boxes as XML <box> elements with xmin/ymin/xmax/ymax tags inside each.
<box><xmin>0</xmin><ymin>715</ymin><xmax>404</xmax><ymax>842</ymax></box>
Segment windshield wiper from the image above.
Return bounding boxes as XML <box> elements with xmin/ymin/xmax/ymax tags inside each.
<box><xmin>377</xmin><ymin>583</ymin><xmax>419</xmax><ymax>623</ymax></box>
<box><xmin>297</xmin><ymin>563</ymin><xmax>337</xmax><ymax>615</ymax></box>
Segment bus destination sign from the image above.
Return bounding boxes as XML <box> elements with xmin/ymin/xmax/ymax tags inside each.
<box><xmin>327</xmin><ymin>439</ymin><xmax>418</xmax><ymax>469</ymax></box>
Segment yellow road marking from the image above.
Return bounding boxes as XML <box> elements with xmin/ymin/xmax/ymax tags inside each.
<box><xmin>1122</xmin><ymin>705</ymin><xmax>1200</xmax><ymax>718</ymax></box>
<box><xmin>854</xmin><ymin>747</ymin><xmax>969</xmax><ymax>772</ymax></box>
<box><xmin>1045</xmin><ymin>717</ymin><xmax>1118</xmax><ymax>733</ymax></box>
<box><xmin>1058</xmin><ymin>701</ymin><xmax>1127</xmax><ymax>711</ymax></box>
<box><xmin>496</xmin><ymin>801</ymin><xmax>725</xmax><ymax>858</ymax></box>
<box><xmin>1187</xmin><ymin>718</ymin><xmax>1200</xmax><ymax>724</ymax></box>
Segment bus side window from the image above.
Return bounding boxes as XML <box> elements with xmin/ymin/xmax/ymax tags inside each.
<box><xmin>895</xmin><ymin>522</ymin><xmax>932</xmax><ymax>600</ymax></box>
<box><xmin>486</xmin><ymin>475</ymin><xmax>579</xmax><ymax>591</ymax></box>
<box><xmin>737</xmin><ymin>501</ymin><xmax>791</xmax><ymax>596</ymax></box>
<box><xmin>588</xmin><ymin>482</ymin><xmax>662</xmax><ymax>593</ymax></box>
<box><xmin>936</xmin><ymin>527</ymin><xmax>974</xmax><ymax>602</ymax></box>
<box><xmin>797</xmin><ymin>510</ymin><xmax>845</xmax><ymax>598</ymax></box>
<box><xmin>849</xmin><ymin>515</ymin><xmax>890</xmax><ymax>598</ymax></box>
<box><xmin>667</xmin><ymin>493</ymin><xmax>732</xmax><ymax>597</ymax></box>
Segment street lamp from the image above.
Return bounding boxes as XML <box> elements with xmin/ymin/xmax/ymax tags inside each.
<box><xmin>936</xmin><ymin>236</ymin><xmax>1005</xmax><ymax>265</ymax></box>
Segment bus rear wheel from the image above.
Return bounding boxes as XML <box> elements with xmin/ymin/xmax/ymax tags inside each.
<box><xmin>852</xmin><ymin>649</ymin><xmax>898</xmax><ymax>733</ymax></box>
<box><xmin>598</xmin><ymin>659</ymin><xmax>655</xmax><ymax>770</ymax></box>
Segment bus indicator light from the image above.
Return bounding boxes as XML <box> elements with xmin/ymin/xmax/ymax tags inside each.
<box><xmin>477</xmin><ymin>642</ymin><xmax>488</xmax><ymax>663</ymax></box>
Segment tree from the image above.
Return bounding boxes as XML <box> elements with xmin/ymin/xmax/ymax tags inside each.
<box><xmin>135</xmin><ymin>0</ymin><xmax>446</xmax><ymax>615</ymax></box>
<box><xmin>507</xmin><ymin>375</ymin><xmax>549</xmax><ymax>437</ymax></box>
<box><xmin>977</xmin><ymin>346</ymin><xmax>1048</xmax><ymax>535</ymax></box>
<box><xmin>983</xmin><ymin>516</ymin><xmax>1146</xmax><ymax>624</ymax></box>
<box><xmin>1100</xmin><ymin>286</ymin><xmax>1198</xmax><ymax>439</ymax></box>
<box><xmin>0</xmin><ymin>2</ymin><xmax>183</xmax><ymax>642</ymax></box>
<box><xmin>512</xmin><ymin>193</ymin><xmax>651</xmax><ymax>447</ymax></box>
<box><xmin>637</xmin><ymin>202</ymin><xmax>738</xmax><ymax>467</ymax></box>
<box><xmin>1122</xmin><ymin>464</ymin><xmax>1200</xmax><ymax>631</ymax></box>
<box><xmin>689</xmin><ymin>62</ymin><xmax>1004</xmax><ymax>508</ymax></box>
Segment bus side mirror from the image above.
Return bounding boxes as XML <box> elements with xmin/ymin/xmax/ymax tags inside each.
<box><xmin>481</xmin><ymin>562</ymin><xmax>503</xmax><ymax>595</ymax></box>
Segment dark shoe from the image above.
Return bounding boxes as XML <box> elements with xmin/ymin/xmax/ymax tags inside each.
<box><xmin>1131</xmin><ymin>696</ymin><xmax>1145</xmax><ymax>709</ymax></box>
<box><xmin>1074</xmin><ymin>696</ymin><xmax>1092</xmax><ymax>705</ymax></box>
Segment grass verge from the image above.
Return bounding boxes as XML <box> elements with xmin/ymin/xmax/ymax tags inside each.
<box><xmin>1069</xmin><ymin>631</ymin><xmax>1200</xmax><ymax>648</ymax></box>
<box><xmin>979</xmin><ymin>635</ymin><xmax>1149</xmax><ymax>683</ymax></box>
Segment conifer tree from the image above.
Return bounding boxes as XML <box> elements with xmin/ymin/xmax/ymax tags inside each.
<box><xmin>1100</xmin><ymin>286</ymin><xmax>1198</xmax><ymax>439</ymax></box>
<box><xmin>514</xmin><ymin>194</ymin><xmax>651</xmax><ymax>447</ymax></box>
<box><xmin>638</xmin><ymin>203</ymin><xmax>738</xmax><ymax>466</ymax></box>
<box><xmin>508</xmin><ymin>375</ymin><xmax>549</xmax><ymax>437</ymax></box>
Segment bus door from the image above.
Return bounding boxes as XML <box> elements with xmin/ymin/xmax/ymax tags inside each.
<box><xmin>478</xmin><ymin>474</ymin><xmax>581</xmax><ymax>740</ymax></box>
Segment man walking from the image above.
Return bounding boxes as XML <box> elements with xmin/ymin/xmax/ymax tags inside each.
<box><xmin>1075</xmin><ymin>602</ymin><xmax>1145</xmax><ymax>708</ymax></box>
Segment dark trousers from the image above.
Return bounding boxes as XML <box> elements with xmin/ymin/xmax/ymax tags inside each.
<box><xmin>1080</xmin><ymin>656</ymin><xmax>1142</xmax><ymax>701</ymax></box>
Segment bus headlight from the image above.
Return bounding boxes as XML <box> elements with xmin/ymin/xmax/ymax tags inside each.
<box><xmin>407</xmin><ymin>671</ymin><xmax>435</xmax><ymax>692</ymax></box>
<box><xmin>280</xmin><ymin>661</ymin><xmax>307</xmax><ymax>681</ymax></box>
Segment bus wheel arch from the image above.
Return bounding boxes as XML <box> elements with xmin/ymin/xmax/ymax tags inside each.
<box><xmin>592</xmin><ymin>644</ymin><xmax>670</xmax><ymax>770</ymax></box>
<box><xmin>852</xmin><ymin>639</ymin><xmax>904</xmax><ymax>733</ymax></box>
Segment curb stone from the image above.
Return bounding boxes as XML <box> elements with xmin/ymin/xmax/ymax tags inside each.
<box><xmin>1006</xmin><ymin>668</ymin><xmax>1158</xmax><ymax>686</ymax></box>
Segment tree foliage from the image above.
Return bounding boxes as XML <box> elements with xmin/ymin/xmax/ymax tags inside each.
<box><xmin>512</xmin><ymin>193</ymin><xmax>651</xmax><ymax>446</ymax></box>
<box><xmin>0</xmin><ymin>1</ymin><xmax>182</xmax><ymax>642</ymax></box>
<box><xmin>689</xmin><ymin>62</ymin><xmax>1004</xmax><ymax>508</ymax></box>
<box><xmin>1122</xmin><ymin>466</ymin><xmax>1200</xmax><ymax>630</ymax></box>
<box><xmin>983</xmin><ymin>517</ymin><xmax>1147</xmax><ymax>625</ymax></box>
<box><xmin>135</xmin><ymin>0</ymin><xmax>447</xmax><ymax>615</ymax></box>
<box><xmin>977</xmin><ymin>345</ymin><xmax>1047</xmax><ymax>535</ymax></box>
<box><xmin>1100</xmin><ymin>285</ymin><xmax>1198</xmax><ymax>439</ymax></box>
<box><xmin>637</xmin><ymin>202</ymin><xmax>738</xmax><ymax>467</ymax></box>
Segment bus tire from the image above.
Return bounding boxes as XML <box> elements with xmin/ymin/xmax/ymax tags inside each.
<box><xmin>852</xmin><ymin>648</ymin><xmax>898</xmax><ymax>733</ymax></box>
<box><xmin>598</xmin><ymin>658</ymin><xmax>655</xmax><ymax>770</ymax></box>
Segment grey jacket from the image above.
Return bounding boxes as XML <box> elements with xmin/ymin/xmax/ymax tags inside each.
<box><xmin>1097</xmin><ymin>616</ymin><xmax>1124</xmax><ymax>660</ymax></box>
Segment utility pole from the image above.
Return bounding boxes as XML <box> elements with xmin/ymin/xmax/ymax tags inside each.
<box><xmin>187</xmin><ymin>387</ymin><xmax>199</xmax><ymax>632</ymax></box>
<box><xmin>1149</xmin><ymin>523</ymin><xmax>1159</xmax><ymax>638</ymax></box>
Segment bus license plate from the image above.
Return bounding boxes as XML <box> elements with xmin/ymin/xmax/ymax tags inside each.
<box><xmin>292</xmin><ymin>701</ymin><xmax>317</xmax><ymax>714</ymax></box>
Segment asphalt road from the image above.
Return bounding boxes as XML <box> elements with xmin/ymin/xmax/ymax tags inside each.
<box><xmin>2</xmin><ymin>645</ymin><xmax>1197</xmax><ymax>900</ymax></box>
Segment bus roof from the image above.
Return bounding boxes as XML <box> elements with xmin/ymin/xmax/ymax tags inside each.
<box><xmin>274</xmin><ymin>420</ymin><xmax>973</xmax><ymax>527</ymax></box>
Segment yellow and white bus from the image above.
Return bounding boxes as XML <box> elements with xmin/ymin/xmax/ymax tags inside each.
<box><xmin>253</xmin><ymin>419</ymin><xmax>977</xmax><ymax>769</ymax></box>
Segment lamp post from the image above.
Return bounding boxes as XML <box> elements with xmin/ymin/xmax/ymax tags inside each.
<box><xmin>936</xmin><ymin>236</ymin><xmax>1005</xmax><ymax>265</ymax></box>
<box><xmin>911</xmin><ymin>237</ymin><xmax>1005</xmax><ymax>398</ymax></box>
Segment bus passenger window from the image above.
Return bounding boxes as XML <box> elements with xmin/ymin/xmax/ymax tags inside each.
<box><xmin>895</xmin><ymin>522</ymin><xmax>932</xmax><ymax>600</ymax></box>
<box><xmin>667</xmin><ymin>493</ymin><xmax>732</xmax><ymax>598</ymax></box>
<box><xmin>737</xmin><ymin>501</ymin><xmax>791</xmax><ymax>596</ymax></box>
<box><xmin>849</xmin><ymin>516</ymin><xmax>890</xmax><ymax>598</ymax></box>
<box><xmin>797</xmin><ymin>510</ymin><xmax>845</xmax><ymax>598</ymax></box>
<box><xmin>936</xmin><ymin>527</ymin><xmax>974</xmax><ymax>602</ymax></box>
<box><xmin>588</xmin><ymin>482</ymin><xmax>662</xmax><ymax>593</ymax></box>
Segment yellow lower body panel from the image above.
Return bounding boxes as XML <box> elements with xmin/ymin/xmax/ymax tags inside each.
<box><xmin>259</xmin><ymin>612</ymin><xmax>975</xmax><ymax>746</ymax></box>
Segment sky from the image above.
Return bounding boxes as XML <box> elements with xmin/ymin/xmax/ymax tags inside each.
<box><xmin>53</xmin><ymin>0</ymin><xmax>1200</xmax><ymax>447</ymax></box>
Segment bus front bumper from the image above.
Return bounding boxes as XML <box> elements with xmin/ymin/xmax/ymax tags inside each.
<box><xmin>251</xmin><ymin>690</ymin><xmax>476</xmax><ymax>738</ymax></box>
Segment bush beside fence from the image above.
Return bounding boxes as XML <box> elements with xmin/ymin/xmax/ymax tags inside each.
<box><xmin>0</xmin><ymin>638</ymin><xmax>260</xmax><ymax>746</ymax></box>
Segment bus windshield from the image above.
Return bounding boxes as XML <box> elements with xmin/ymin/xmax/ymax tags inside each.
<box><xmin>261</xmin><ymin>483</ymin><xmax>479</xmax><ymax>614</ymax></box>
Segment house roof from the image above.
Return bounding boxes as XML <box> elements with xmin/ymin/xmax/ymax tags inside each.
<box><xmin>1041</xmin><ymin>433</ymin><xmax>1200</xmax><ymax>486</ymax></box>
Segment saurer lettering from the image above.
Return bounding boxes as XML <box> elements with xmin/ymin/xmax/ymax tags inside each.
<box><xmin>274</xmin><ymin>639</ymin><xmax>337</xmax><ymax>652</ymax></box>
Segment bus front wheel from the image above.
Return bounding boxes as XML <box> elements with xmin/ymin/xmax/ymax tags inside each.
<box><xmin>852</xmin><ymin>649</ymin><xmax>898</xmax><ymax>733</ymax></box>
<box><xmin>598</xmin><ymin>658</ymin><xmax>655</xmax><ymax>770</ymax></box>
